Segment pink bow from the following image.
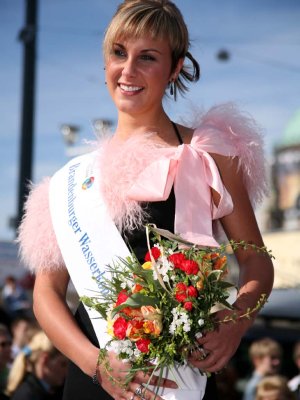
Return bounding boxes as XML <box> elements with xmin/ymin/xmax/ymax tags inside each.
<box><xmin>127</xmin><ymin>133</ymin><xmax>233</xmax><ymax>247</ymax></box>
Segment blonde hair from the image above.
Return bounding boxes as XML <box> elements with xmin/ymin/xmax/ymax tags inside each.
<box><xmin>256</xmin><ymin>375</ymin><xmax>296</xmax><ymax>400</ymax></box>
<box><xmin>103</xmin><ymin>0</ymin><xmax>200</xmax><ymax>99</ymax></box>
<box><xmin>249</xmin><ymin>338</ymin><xmax>282</xmax><ymax>360</ymax></box>
<box><xmin>6</xmin><ymin>330</ymin><xmax>60</xmax><ymax>396</ymax></box>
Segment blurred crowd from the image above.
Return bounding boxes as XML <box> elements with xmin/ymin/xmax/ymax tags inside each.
<box><xmin>1</xmin><ymin>273</ymin><xmax>300</xmax><ymax>400</ymax></box>
<box><xmin>0</xmin><ymin>275</ymin><xmax>67</xmax><ymax>400</ymax></box>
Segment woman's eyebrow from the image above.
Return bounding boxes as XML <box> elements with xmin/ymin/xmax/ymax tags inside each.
<box><xmin>113</xmin><ymin>42</ymin><xmax>162</xmax><ymax>54</ymax></box>
<box><xmin>140</xmin><ymin>49</ymin><xmax>162</xmax><ymax>54</ymax></box>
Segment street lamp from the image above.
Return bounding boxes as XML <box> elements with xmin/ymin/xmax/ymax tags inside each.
<box><xmin>92</xmin><ymin>118</ymin><xmax>113</xmax><ymax>138</ymax></box>
<box><xmin>60</xmin><ymin>124</ymin><xmax>80</xmax><ymax>146</ymax></box>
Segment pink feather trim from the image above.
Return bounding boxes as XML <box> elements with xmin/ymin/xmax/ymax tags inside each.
<box><xmin>193</xmin><ymin>102</ymin><xmax>268</xmax><ymax>207</ymax></box>
<box><xmin>17</xmin><ymin>178</ymin><xmax>65</xmax><ymax>273</ymax></box>
<box><xmin>96</xmin><ymin>133</ymin><xmax>165</xmax><ymax>232</ymax></box>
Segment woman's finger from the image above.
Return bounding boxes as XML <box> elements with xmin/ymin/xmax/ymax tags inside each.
<box><xmin>125</xmin><ymin>382</ymin><xmax>164</xmax><ymax>400</ymax></box>
<box><xmin>134</xmin><ymin>372</ymin><xmax>178</xmax><ymax>388</ymax></box>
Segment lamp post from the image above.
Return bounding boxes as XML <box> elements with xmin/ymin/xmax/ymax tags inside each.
<box><xmin>16</xmin><ymin>0</ymin><xmax>38</xmax><ymax>231</ymax></box>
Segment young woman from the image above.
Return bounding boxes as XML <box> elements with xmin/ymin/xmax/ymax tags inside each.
<box><xmin>6</xmin><ymin>330</ymin><xmax>67</xmax><ymax>400</ymax></box>
<box><xmin>18</xmin><ymin>1</ymin><xmax>274</xmax><ymax>399</ymax></box>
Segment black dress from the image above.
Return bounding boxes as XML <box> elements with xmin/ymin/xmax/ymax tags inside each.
<box><xmin>62</xmin><ymin>189</ymin><xmax>218</xmax><ymax>400</ymax></box>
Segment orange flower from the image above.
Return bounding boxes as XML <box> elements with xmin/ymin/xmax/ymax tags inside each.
<box><xmin>122</xmin><ymin>307</ymin><xmax>142</xmax><ymax>318</ymax></box>
<box><xmin>141</xmin><ymin>306</ymin><xmax>162</xmax><ymax>335</ymax></box>
<box><xmin>126</xmin><ymin>318</ymin><xmax>144</xmax><ymax>341</ymax></box>
<box><xmin>132</xmin><ymin>283</ymin><xmax>143</xmax><ymax>293</ymax></box>
<box><xmin>143</xmin><ymin>320</ymin><xmax>161</xmax><ymax>336</ymax></box>
<box><xmin>196</xmin><ymin>279</ymin><xmax>204</xmax><ymax>291</ymax></box>
<box><xmin>213</xmin><ymin>255</ymin><xmax>227</xmax><ymax>270</ymax></box>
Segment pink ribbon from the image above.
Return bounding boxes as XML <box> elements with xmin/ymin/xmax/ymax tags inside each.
<box><xmin>127</xmin><ymin>129</ymin><xmax>234</xmax><ymax>247</ymax></box>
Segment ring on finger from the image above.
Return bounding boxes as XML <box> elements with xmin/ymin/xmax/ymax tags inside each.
<box><xmin>135</xmin><ymin>384</ymin><xmax>144</xmax><ymax>397</ymax></box>
<box><xmin>198</xmin><ymin>347</ymin><xmax>209</xmax><ymax>360</ymax></box>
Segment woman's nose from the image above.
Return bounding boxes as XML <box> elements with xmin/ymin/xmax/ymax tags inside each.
<box><xmin>121</xmin><ymin>57</ymin><xmax>136</xmax><ymax>78</ymax></box>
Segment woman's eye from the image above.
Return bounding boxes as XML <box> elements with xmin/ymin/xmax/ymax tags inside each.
<box><xmin>113</xmin><ymin>48</ymin><xmax>126</xmax><ymax>58</ymax></box>
<box><xmin>140</xmin><ymin>54</ymin><xmax>155</xmax><ymax>61</ymax></box>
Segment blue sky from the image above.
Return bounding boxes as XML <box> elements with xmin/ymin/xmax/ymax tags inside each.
<box><xmin>1</xmin><ymin>0</ymin><xmax>300</xmax><ymax>240</ymax></box>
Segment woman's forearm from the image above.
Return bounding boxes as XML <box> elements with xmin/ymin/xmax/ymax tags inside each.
<box><xmin>230</xmin><ymin>252</ymin><xmax>274</xmax><ymax>331</ymax></box>
<box><xmin>33</xmin><ymin>273</ymin><xmax>99</xmax><ymax>377</ymax></box>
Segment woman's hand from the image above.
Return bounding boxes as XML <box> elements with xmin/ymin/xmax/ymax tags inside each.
<box><xmin>97</xmin><ymin>351</ymin><xmax>178</xmax><ymax>400</ymax></box>
<box><xmin>188</xmin><ymin>310</ymin><xmax>251</xmax><ymax>373</ymax></box>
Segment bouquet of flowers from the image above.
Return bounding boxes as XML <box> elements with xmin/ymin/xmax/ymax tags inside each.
<box><xmin>82</xmin><ymin>225</ymin><xmax>269</xmax><ymax>386</ymax></box>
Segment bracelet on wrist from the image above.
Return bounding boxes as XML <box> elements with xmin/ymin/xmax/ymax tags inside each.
<box><xmin>92</xmin><ymin>357</ymin><xmax>100</xmax><ymax>386</ymax></box>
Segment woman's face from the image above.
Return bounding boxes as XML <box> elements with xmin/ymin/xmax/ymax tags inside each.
<box><xmin>105</xmin><ymin>36</ymin><xmax>173</xmax><ymax>117</ymax></box>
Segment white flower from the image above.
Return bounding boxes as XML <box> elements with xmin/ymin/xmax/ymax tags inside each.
<box><xmin>169</xmin><ymin>307</ymin><xmax>192</xmax><ymax>335</ymax></box>
<box><xmin>195</xmin><ymin>332</ymin><xmax>203</xmax><ymax>339</ymax></box>
<box><xmin>198</xmin><ymin>319</ymin><xmax>205</xmax><ymax>327</ymax></box>
<box><xmin>134</xmin><ymin>348</ymin><xmax>142</xmax><ymax>357</ymax></box>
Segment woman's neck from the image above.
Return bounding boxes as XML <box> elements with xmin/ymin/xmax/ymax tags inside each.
<box><xmin>113</xmin><ymin>109</ymin><xmax>174</xmax><ymax>144</ymax></box>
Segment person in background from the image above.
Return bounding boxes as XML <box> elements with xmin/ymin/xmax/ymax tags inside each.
<box><xmin>256</xmin><ymin>375</ymin><xmax>296</xmax><ymax>400</ymax></box>
<box><xmin>5</xmin><ymin>330</ymin><xmax>67</xmax><ymax>400</ymax></box>
<box><xmin>288</xmin><ymin>342</ymin><xmax>300</xmax><ymax>399</ymax></box>
<box><xmin>1</xmin><ymin>276</ymin><xmax>30</xmax><ymax>320</ymax></box>
<box><xmin>243</xmin><ymin>338</ymin><xmax>283</xmax><ymax>400</ymax></box>
<box><xmin>0</xmin><ymin>325</ymin><xmax>12</xmax><ymax>398</ymax></box>
<box><xmin>10</xmin><ymin>316</ymin><xmax>39</xmax><ymax>360</ymax></box>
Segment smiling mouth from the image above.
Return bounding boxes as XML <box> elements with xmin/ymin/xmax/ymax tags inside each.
<box><xmin>119</xmin><ymin>83</ymin><xmax>144</xmax><ymax>93</ymax></box>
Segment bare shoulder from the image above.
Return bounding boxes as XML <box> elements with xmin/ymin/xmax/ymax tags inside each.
<box><xmin>209</xmin><ymin>153</ymin><xmax>240</xmax><ymax>180</ymax></box>
<box><xmin>176</xmin><ymin>123</ymin><xmax>194</xmax><ymax>144</ymax></box>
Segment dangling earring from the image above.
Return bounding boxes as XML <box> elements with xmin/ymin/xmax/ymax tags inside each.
<box><xmin>169</xmin><ymin>80</ymin><xmax>174</xmax><ymax>96</ymax></box>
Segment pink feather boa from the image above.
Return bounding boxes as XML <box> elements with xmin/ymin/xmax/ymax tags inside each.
<box><xmin>17</xmin><ymin>103</ymin><xmax>268</xmax><ymax>273</ymax></box>
<box><xmin>17</xmin><ymin>178</ymin><xmax>65</xmax><ymax>272</ymax></box>
<box><xmin>96</xmin><ymin>133</ymin><xmax>166</xmax><ymax>232</ymax></box>
<box><xmin>193</xmin><ymin>102</ymin><xmax>268</xmax><ymax>207</ymax></box>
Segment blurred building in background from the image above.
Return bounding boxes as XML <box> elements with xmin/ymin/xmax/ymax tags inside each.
<box><xmin>261</xmin><ymin>109</ymin><xmax>300</xmax><ymax>290</ymax></box>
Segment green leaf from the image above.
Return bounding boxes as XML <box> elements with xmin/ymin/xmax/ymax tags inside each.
<box><xmin>217</xmin><ymin>281</ymin><xmax>235</xmax><ymax>289</ymax></box>
<box><xmin>111</xmin><ymin>293</ymin><xmax>159</xmax><ymax>318</ymax></box>
<box><xmin>207</xmin><ymin>270</ymin><xmax>223</xmax><ymax>281</ymax></box>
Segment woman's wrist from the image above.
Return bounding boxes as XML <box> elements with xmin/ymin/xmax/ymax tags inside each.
<box><xmin>80</xmin><ymin>345</ymin><xmax>101</xmax><ymax>377</ymax></box>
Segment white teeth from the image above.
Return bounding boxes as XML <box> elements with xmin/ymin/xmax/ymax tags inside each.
<box><xmin>120</xmin><ymin>84</ymin><xmax>142</xmax><ymax>92</ymax></box>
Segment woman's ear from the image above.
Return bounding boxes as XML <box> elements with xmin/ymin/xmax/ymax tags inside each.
<box><xmin>176</xmin><ymin>57</ymin><xmax>184</xmax><ymax>75</ymax></box>
<box><xmin>171</xmin><ymin>57</ymin><xmax>184</xmax><ymax>80</ymax></box>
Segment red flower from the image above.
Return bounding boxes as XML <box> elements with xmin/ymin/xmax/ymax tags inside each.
<box><xmin>176</xmin><ymin>282</ymin><xmax>187</xmax><ymax>292</ymax></box>
<box><xmin>187</xmin><ymin>286</ymin><xmax>198</xmax><ymax>298</ymax></box>
<box><xmin>113</xmin><ymin>317</ymin><xmax>128</xmax><ymax>340</ymax></box>
<box><xmin>175</xmin><ymin>292</ymin><xmax>187</xmax><ymax>302</ymax></box>
<box><xmin>184</xmin><ymin>302</ymin><xmax>193</xmax><ymax>311</ymax></box>
<box><xmin>181</xmin><ymin>259</ymin><xmax>199</xmax><ymax>275</ymax></box>
<box><xmin>136</xmin><ymin>338</ymin><xmax>151</xmax><ymax>353</ymax></box>
<box><xmin>168</xmin><ymin>253</ymin><xmax>186</xmax><ymax>269</ymax></box>
<box><xmin>116</xmin><ymin>290</ymin><xmax>129</xmax><ymax>306</ymax></box>
<box><xmin>144</xmin><ymin>247</ymin><xmax>161</xmax><ymax>262</ymax></box>
<box><xmin>175</xmin><ymin>282</ymin><xmax>187</xmax><ymax>303</ymax></box>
